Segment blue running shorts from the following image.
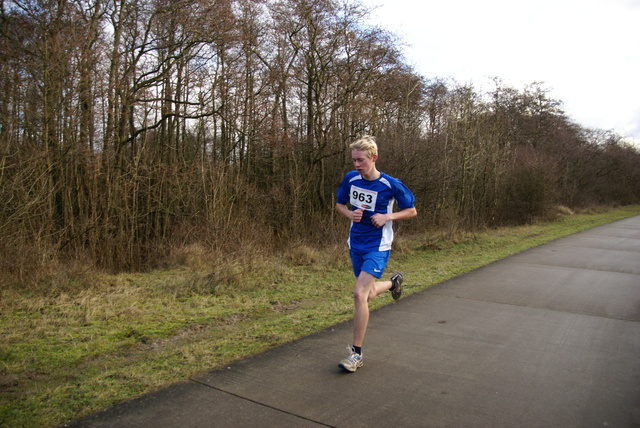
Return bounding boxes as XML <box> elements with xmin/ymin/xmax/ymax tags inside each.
<box><xmin>350</xmin><ymin>249</ymin><xmax>390</xmax><ymax>279</ymax></box>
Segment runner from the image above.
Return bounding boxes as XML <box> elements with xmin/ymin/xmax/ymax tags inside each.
<box><xmin>335</xmin><ymin>135</ymin><xmax>417</xmax><ymax>372</ymax></box>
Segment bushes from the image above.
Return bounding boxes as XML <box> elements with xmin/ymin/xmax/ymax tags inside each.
<box><xmin>498</xmin><ymin>146</ymin><xmax>557</xmax><ymax>224</ymax></box>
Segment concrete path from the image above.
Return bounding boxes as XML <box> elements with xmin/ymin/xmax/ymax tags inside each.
<box><xmin>63</xmin><ymin>216</ymin><xmax>640</xmax><ymax>427</ymax></box>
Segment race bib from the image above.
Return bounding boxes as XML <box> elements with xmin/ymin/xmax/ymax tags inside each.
<box><xmin>350</xmin><ymin>185</ymin><xmax>378</xmax><ymax>211</ymax></box>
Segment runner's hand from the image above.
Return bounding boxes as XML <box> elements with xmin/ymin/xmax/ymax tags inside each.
<box><xmin>352</xmin><ymin>209</ymin><xmax>364</xmax><ymax>223</ymax></box>
<box><xmin>371</xmin><ymin>213</ymin><xmax>389</xmax><ymax>228</ymax></box>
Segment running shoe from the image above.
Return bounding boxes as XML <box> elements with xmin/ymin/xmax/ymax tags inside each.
<box><xmin>338</xmin><ymin>346</ymin><xmax>363</xmax><ymax>372</ymax></box>
<box><xmin>390</xmin><ymin>272</ymin><xmax>404</xmax><ymax>300</ymax></box>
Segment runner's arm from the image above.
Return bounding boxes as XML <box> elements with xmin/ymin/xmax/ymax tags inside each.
<box><xmin>371</xmin><ymin>207</ymin><xmax>417</xmax><ymax>228</ymax></box>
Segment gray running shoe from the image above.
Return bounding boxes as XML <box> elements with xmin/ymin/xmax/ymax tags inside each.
<box><xmin>338</xmin><ymin>346</ymin><xmax>363</xmax><ymax>372</ymax></box>
<box><xmin>390</xmin><ymin>272</ymin><xmax>404</xmax><ymax>300</ymax></box>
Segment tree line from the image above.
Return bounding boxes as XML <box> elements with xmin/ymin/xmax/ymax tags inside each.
<box><xmin>1</xmin><ymin>0</ymin><xmax>639</xmax><ymax>279</ymax></box>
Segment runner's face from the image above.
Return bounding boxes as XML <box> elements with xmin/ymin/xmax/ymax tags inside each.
<box><xmin>352</xmin><ymin>150</ymin><xmax>377</xmax><ymax>178</ymax></box>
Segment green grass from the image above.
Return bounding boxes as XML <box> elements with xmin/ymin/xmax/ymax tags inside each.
<box><xmin>1</xmin><ymin>205</ymin><xmax>639</xmax><ymax>427</ymax></box>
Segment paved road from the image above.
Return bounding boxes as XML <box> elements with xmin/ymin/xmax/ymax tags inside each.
<box><xmin>63</xmin><ymin>216</ymin><xmax>640</xmax><ymax>427</ymax></box>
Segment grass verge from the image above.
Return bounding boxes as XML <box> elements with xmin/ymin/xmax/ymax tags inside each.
<box><xmin>1</xmin><ymin>205</ymin><xmax>639</xmax><ymax>427</ymax></box>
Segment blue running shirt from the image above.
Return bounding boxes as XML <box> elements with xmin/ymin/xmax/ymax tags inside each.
<box><xmin>336</xmin><ymin>171</ymin><xmax>415</xmax><ymax>252</ymax></box>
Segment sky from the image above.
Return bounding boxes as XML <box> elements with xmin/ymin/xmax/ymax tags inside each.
<box><xmin>360</xmin><ymin>0</ymin><xmax>640</xmax><ymax>145</ymax></box>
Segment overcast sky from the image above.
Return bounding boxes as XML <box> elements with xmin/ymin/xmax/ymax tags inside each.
<box><xmin>360</xmin><ymin>0</ymin><xmax>640</xmax><ymax>145</ymax></box>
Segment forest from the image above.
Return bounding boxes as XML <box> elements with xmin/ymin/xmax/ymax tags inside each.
<box><xmin>1</xmin><ymin>0</ymin><xmax>639</xmax><ymax>280</ymax></box>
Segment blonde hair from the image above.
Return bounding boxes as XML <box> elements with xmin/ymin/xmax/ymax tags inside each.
<box><xmin>349</xmin><ymin>135</ymin><xmax>378</xmax><ymax>159</ymax></box>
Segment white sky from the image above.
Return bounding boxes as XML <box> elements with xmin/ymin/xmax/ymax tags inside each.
<box><xmin>361</xmin><ymin>0</ymin><xmax>640</xmax><ymax>145</ymax></box>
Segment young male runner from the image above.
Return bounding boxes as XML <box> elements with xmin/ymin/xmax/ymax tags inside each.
<box><xmin>335</xmin><ymin>135</ymin><xmax>417</xmax><ymax>372</ymax></box>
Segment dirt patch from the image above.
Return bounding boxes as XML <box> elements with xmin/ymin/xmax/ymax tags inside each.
<box><xmin>269</xmin><ymin>300</ymin><xmax>302</xmax><ymax>313</ymax></box>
